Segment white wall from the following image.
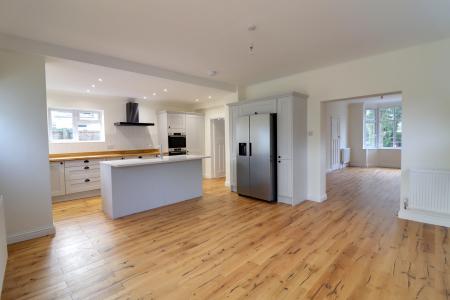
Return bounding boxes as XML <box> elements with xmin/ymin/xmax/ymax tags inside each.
<box><xmin>242</xmin><ymin>38</ymin><xmax>450</xmax><ymax>225</ymax></box>
<box><xmin>0</xmin><ymin>49</ymin><xmax>54</xmax><ymax>243</ymax></box>
<box><xmin>323</xmin><ymin>101</ymin><xmax>349</xmax><ymax>171</ymax></box>
<box><xmin>47</xmin><ymin>92</ymin><xmax>191</xmax><ymax>153</ymax></box>
<box><xmin>348</xmin><ymin>103</ymin><xmax>366</xmax><ymax>167</ymax></box>
<box><xmin>0</xmin><ymin>195</ymin><xmax>7</xmax><ymax>292</ymax></box>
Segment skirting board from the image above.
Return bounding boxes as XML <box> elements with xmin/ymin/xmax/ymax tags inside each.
<box><xmin>398</xmin><ymin>209</ymin><xmax>450</xmax><ymax>228</ymax></box>
<box><xmin>0</xmin><ymin>249</ymin><xmax>6</xmax><ymax>292</ymax></box>
<box><xmin>307</xmin><ymin>193</ymin><xmax>328</xmax><ymax>203</ymax></box>
<box><xmin>7</xmin><ymin>224</ymin><xmax>55</xmax><ymax>244</ymax></box>
<box><xmin>224</xmin><ymin>180</ymin><xmax>230</xmax><ymax>187</ymax></box>
<box><xmin>52</xmin><ymin>189</ymin><xmax>100</xmax><ymax>202</ymax></box>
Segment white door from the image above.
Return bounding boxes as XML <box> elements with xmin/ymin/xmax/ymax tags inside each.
<box><xmin>186</xmin><ymin>114</ymin><xmax>204</xmax><ymax>155</ymax></box>
<box><xmin>277</xmin><ymin>96</ymin><xmax>293</xmax><ymax>160</ymax></box>
<box><xmin>212</xmin><ymin>119</ymin><xmax>226</xmax><ymax>178</ymax></box>
<box><xmin>277</xmin><ymin>159</ymin><xmax>293</xmax><ymax>203</ymax></box>
<box><xmin>330</xmin><ymin>116</ymin><xmax>341</xmax><ymax>171</ymax></box>
<box><xmin>50</xmin><ymin>162</ymin><xmax>66</xmax><ymax>196</ymax></box>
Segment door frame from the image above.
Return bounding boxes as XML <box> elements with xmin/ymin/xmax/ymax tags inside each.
<box><xmin>210</xmin><ymin>118</ymin><xmax>226</xmax><ymax>178</ymax></box>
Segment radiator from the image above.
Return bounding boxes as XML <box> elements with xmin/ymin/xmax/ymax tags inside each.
<box><xmin>340</xmin><ymin>148</ymin><xmax>351</xmax><ymax>164</ymax></box>
<box><xmin>407</xmin><ymin>169</ymin><xmax>450</xmax><ymax>214</ymax></box>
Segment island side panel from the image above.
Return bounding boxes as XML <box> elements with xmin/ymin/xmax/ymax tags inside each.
<box><xmin>109</xmin><ymin>159</ymin><xmax>203</xmax><ymax>219</ymax></box>
<box><xmin>100</xmin><ymin>163</ymin><xmax>114</xmax><ymax>219</ymax></box>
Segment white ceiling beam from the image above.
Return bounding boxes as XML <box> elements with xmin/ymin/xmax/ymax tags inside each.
<box><xmin>0</xmin><ymin>33</ymin><xmax>236</xmax><ymax>92</ymax></box>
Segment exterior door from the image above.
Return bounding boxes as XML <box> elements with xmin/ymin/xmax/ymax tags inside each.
<box><xmin>330</xmin><ymin>116</ymin><xmax>341</xmax><ymax>170</ymax></box>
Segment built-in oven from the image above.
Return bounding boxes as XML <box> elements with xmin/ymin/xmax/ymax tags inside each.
<box><xmin>168</xmin><ymin>133</ymin><xmax>186</xmax><ymax>149</ymax></box>
<box><xmin>168</xmin><ymin>149</ymin><xmax>187</xmax><ymax>156</ymax></box>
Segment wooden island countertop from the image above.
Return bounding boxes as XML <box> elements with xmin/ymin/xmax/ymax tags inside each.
<box><xmin>49</xmin><ymin>149</ymin><xmax>162</xmax><ymax>162</ymax></box>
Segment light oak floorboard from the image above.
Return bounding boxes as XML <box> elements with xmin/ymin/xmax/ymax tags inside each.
<box><xmin>2</xmin><ymin>168</ymin><xmax>449</xmax><ymax>299</ymax></box>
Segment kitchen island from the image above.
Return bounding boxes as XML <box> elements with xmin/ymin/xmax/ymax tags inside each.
<box><xmin>100</xmin><ymin>155</ymin><xmax>209</xmax><ymax>219</ymax></box>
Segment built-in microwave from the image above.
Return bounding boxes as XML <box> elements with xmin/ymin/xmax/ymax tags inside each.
<box><xmin>168</xmin><ymin>133</ymin><xmax>186</xmax><ymax>149</ymax></box>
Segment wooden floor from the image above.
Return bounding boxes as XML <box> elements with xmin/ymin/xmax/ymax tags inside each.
<box><xmin>2</xmin><ymin>168</ymin><xmax>449</xmax><ymax>299</ymax></box>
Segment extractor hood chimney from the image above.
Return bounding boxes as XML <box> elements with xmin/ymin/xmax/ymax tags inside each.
<box><xmin>114</xmin><ymin>101</ymin><xmax>154</xmax><ymax>126</ymax></box>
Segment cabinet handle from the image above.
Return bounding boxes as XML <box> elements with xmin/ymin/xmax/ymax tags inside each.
<box><xmin>84</xmin><ymin>160</ymin><xmax>89</xmax><ymax>163</ymax></box>
<box><xmin>84</xmin><ymin>178</ymin><xmax>90</xmax><ymax>182</ymax></box>
<box><xmin>84</xmin><ymin>166</ymin><xmax>90</xmax><ymax>170</ymax></box>
<box><xmin>278</xmin><ymin>160</ymin><xmax>281</xmax><ymax>163</ymax></box>
<box><xmin>138</xmin><ymin>156</ymin><xmax>143</xmax><ymax>159</ymax></box>
<box><xmin>278</xmin><ymin>156</ymin><xmax>281</xmax><ymax>158</ymax></box>
<box><xmin>60</xmin><ymin>162</ymin><xmax>64</xmax><ymax>165</ymax></box>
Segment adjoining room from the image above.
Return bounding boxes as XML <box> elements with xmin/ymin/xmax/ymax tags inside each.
<box><xmin>1</xmin><ymin>1</ymin><xmax>450</xmax><ymax>299</ymax></box>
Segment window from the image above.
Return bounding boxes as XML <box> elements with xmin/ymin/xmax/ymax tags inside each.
<box><xmin>364</xmin><ymin>109</ymin><xmax>377</xmax><ymax>148</ymax></box>
<box><xmin>48</xmin><ymin>108</ymin><xmax>104</xmax><ymax>143</ymax></box>
<box><xmin>364</xmin><ymin>105</ymin><xmax>402</xmax><ymax>149</ymax></box>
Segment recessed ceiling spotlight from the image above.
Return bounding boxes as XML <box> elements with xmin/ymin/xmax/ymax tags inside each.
<box><xmin>86</xmin><ymin>89</ymin><xmax>91</xmax><ymax>93</ymax></box>
<box><xmin>208</xmin><ymin>70</ymin><xmax>218</xmax><ymax>77</ymax></box>
<box><xmin>248</xmin><ymin>24</ymin><xmax>257</xmax><ymax>31</ymax></box>
<box><xmin>195</xmin><ymin>98</ymin><xmax>200</xmax><ymax>102</ymax></box>
<box><xmin>91</xmin><ymin>84</ymin><xmax>96</xmax><ymax>88</ymax></box>
<box><xmin>208</xmin><ymin>96</ymin><xmax>212</xmax><ymax>99</ymax></box>
<box><xmin>98</xmin><ymin>78</ymin><xmax>103</xmax><ymax>82</ymax></box>
<box><xmin>143</xmin><ymin>96</ymin><xmax>147</xmax><ymax>100</ymax></box>
<box><xmin>163</xmin><ymin>88</ymin><xmax>168</xmax><ymax>92</ymax></box>
<box><xmin>152</xmin><ymin>92</ymin><xmax>157</xmax><ymax>96</ymax></box>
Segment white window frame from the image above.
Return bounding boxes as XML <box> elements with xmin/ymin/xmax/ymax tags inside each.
<box><xmin>48</xmin><ymin>107</ymin><xmax>105</xmax><ymax>143</ymax></box>
<box><xmin>363</xmin><ymin>104</ymin><xmax>402</xmax><ymax>150</ymax></box>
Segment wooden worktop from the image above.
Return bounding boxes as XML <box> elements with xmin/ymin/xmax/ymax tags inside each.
<box><xmin>49</xmin><ymin>149</ymin><xmax>161</xmax><ymax>162</ymax></box>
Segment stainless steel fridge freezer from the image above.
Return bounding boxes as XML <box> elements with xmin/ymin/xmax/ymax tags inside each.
<box><xmin>236</xmin><ymin>113</ymin><xmax>277</xmax><ymax>201</ymax></box>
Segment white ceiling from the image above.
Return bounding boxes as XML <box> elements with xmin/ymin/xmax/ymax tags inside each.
<box><xmin>45</xmin><ymin>58</ymin><xmax>233</xmax><ymax>105</ymax></box>
<box><xmin>1</xmin><ymin>1</ymin><xmax>450</xmax><ymax>85</ymax></box>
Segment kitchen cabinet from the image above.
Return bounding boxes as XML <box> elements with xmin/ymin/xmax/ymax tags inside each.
<box><xmin>239</xmin><ymin>99</ymin><xmax>276</xmax><ymax>116</ymax></box>
<box><xmin>50</xmin><ymin>162</ymin><xmax>65</xmax><ymax>196</ymax></box>
<box><xmin>277</xmin><ymin>96</ymin><xmax>293</xmax><ymax>160</ymax></box>
<box><xmin>167</xmin><ymin>113</ymin><xmax>186</xmax><ymax>130</ymax></box>
<box><xmin>65</xmin><ymin>159</ymin><xmax>101</xmax><ymax>194</ymax></box>
<box><xmin>277</xmin><ymin>159</ymin><xmax>293</xmax><ymax>202</ymax></box>
<box><xmin>158</xmin><ymin>111</ymin><xmax>204</xmax><ymax>153</ymax></box>
<box><xmin>186</xmin><ymin>114</ymin><xmax>204</xmax><ymax>155</ymax></box>
<box><xmin>228</xmin><ymin>92</ymin><xmax>307</xmax><ymax>205</ymax></box>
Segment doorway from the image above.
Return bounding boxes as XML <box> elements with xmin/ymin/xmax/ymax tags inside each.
<box><xmin>210</xmin><ymin>118</ymin><xmax>226</xmax><ymax>178</ymax></box>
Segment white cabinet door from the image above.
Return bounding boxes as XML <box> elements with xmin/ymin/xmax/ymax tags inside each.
<box><xmin>277</xmin><ymin>96</ymin><xmax>293</xmax><ymax>160</ymax></box>
<box><xmin>50</xmin><ymin>162</ymin><xmax>66</xmax><ymax>196</ymax></box>
<box><xmin>167</xmin><ymin>113</ymin><xmax>186</xmax><ymax>130</ymax></box>
<box><xmin>277</xmin><ymin>159</ymin><xmax>293</xmax><ymax>202</ymax></box>
<box><xmin>239</xmin><ymin>99</ymin><xmax>277</xmax><ymax>116</ymax></box>
<box><xmin>186</xmin><ymin>114</ymin><xmax>204</xmax><ymax>155</ymax></box>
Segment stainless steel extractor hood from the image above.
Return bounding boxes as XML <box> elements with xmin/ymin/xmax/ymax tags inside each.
<box><xmin>114</xmin><ymin>101</ymin><xmax>154</xmax><ymax>126</ymax></box>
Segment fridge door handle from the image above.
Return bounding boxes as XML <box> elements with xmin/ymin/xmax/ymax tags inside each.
<box><xmin>249</xmin><ymin>143</ymin><xmax>252</xmax><ymax>156</ymax></box>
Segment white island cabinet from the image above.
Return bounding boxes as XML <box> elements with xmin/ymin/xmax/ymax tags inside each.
<box><xmin>100</xmin><ymin>155</ymin><xmax>209</xmax><ymax>219</ymax></box>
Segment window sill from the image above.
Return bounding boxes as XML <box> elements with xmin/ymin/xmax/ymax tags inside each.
<box><xmin>49</xmin><ymin>140</ymin><xmax>105</xmax><ymax>144</ymax></box>
<box><xmin>363</xmin><ymin>148</ymin><xmax>402</xmax><ymax>150</ymax></box>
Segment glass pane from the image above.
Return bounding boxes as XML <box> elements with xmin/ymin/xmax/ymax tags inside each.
<box><xmin>365</xmin><ymin>109</ymin><xmax>375</xmax><ymax>121</ymax></box>
<box><xmin>78</xmin><ymin>123</ymin><xmax>102</xmax><ymax>141</ymax></box>
<box><xmin>51</xmin><ymin>110</ymin><xmax>74</xmax><ymax>140</ymax></box>
<box><xmin>380</xmin><ymin>107</ymin><xmax>395</xmax><ymax>122</ymax></box>
<box><xmin>79</xmin><ymin>111</ymin><xmax>99</xmax><ymax>121</ymax></box>
<box><xmin>365</xmin><ymin>122</ymin><xmax>376</xmax><ymax>148</ymax></box>
<box><xmin>380</xmin><ymin>120</ymin><xmax>394</xmax><ymax>148</ymax></box>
